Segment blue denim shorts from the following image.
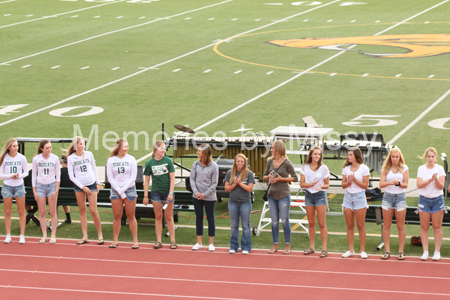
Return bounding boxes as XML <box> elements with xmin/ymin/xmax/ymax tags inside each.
<box><xmin>304</xmin><ymin>190</ymin><xmax>327</xmax><ymax>207</ymax></box>
<box><xmin>1</xmin><ymin>183</ymin><xmax>26</xmax><ymax>199</ymax></box>
<box><xmin>74</xmin><ymin>182</ymin><xmax>97</xmax><ymax>193</ymax></box>
<box><xmin>151</xmin><ymin>191</ymin><xmax>175</xmax><ymax>203</ymax></box>
<box><xmin>36</xmin><ymin>182</ymin><xmax>56</xmax><ymax>198</ymax></box>
<box><xmin>418</xmin><ymin>195</ymin><xmax>445</xmax><ymax>213</ymax></box>
<box><xmin>342</xmin><ymin>191</ymin><xmax>367</xmax><ymax>211</ymax></box>
<box><xmin>382</xmin><ymin>192</ymin><xmax>406</xmax><ymax>211</ymax></box>
<box><xmin>110</xmin><ymin>185</ymin><xmax>138</xmax><ymax>201</ymax></box>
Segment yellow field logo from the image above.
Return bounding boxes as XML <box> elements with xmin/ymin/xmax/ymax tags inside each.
<box><xmin>267</xmin><ymin>34</ymin><xmax>450</xmax><ymax>58</ymax></box>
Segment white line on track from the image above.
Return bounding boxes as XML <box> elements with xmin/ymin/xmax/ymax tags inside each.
<box><xmin>0</xmin><ymin>285</ymin><xmax>248</xmax><ymax>300</ymax></box>
<box><xmin>388</xmin><ymin>87</ymin><xmax>450</xmax><ymax>145</ymax></box>
<box><xmin>0</xmin><ymin>268</ymin><xmax>449</xmax><ymax>296</ymax></box>
<box><xmin>0</xmin><ymin>1</ymin><xmax>123</xmax><ymax>29</ymax></box>
<box><xmin>0</xmin><ymin>0</ymin><xmax>233</xmax><ymax>65</ymax></box>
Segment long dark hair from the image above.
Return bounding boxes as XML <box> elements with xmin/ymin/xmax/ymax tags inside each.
<box><xmin>343</xmin><ymin>147</ymin><xmax>364</xmax><ymax>168</ymax></box>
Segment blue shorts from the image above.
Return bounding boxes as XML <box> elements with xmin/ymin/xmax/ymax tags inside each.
<box><xmin>382</xmin><ymin>192</ymin><xmax>406</xmax><ymax>211</ymax></box>
<box><xmin>1</xmin><ymin>183</ymin><xmax>26</xmax><ymax>199</ymax></box>
<box><xmin>151</xmin><ymin>191</ymin><xmax>175</xmax><ymax>203</ymax></box>
<box><xmin>418</xmin><ymin>195</ymin><xmax>445</xmax><ymax>213</ymax></box>
<box><xmin>36</xmin><ymin>182</ymin><xmax>57</xmax><ymax>198</ymax></box>
<box><xmin>342</xmin><ymin>191</ymin><xmax>367</xmax><ymax>211</ymax></box>
<box><xmin>110</xmin><ymin>185</ymin><xmax>137</xmax><ymax>201</ymax></box>
<box><xmin>304</xmin><ymin>190</ymin><xmax>327</xmax><ymax>207</ymax></box>
<box><xmin>74</xmin><ymin>182</ymin><xmax>97</xmax><ymax>193</ymax></box>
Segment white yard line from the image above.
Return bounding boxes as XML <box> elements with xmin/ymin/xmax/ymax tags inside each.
<box><xmin>0</xmin><ymin>0</ymin><xmax>16</xmax><ymax>3</ymax></box>
<box><xmin>0</xmin><ymin>1</ymin><xmax>123</xmax><ymax>29</ymax></box>
<box><xmin>0</xmin><ymin>0</ymin><xmax>233</xmax><ymax>65</ymax></box>
<box><xmin>388</xmin><ymin>87</ymin><xmax>450</xmax><ymax>145</ymax></box>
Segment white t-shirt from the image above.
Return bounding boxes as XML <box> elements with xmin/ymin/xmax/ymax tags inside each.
<box><xmin>342</xmin><ymin>164</ymin><xmax>370</xmax><ymax>193</ymax></box>
<box><xmin>67</xmin><ymin>151</ymin><xmax>99</xmax><ymax>189</ymax></box>
<box><xmin>417</xmin><ymin>164</ymin><xmax>445</xmax><ymax>198</ymax></box>
<box><xmin>300</xmin><ymin>164</ymin><xmax>330</xmax><ymax>194</ymax></box>
<box><xmin>0</xmin><ymin>153</ymin><xmax>28</xmax><ymax>187</ymax></box>
<box><xmin>107</xmin><ymin>154</ymin><xmax>137</xmax><ymax>198</ymax></box>
<box><xmin>32</xmin><ymin>153</ymin><xmax>61</xmax><ymax>186</ymax></box>
<box><xmin>385</xmin><ymin>165</ymin><xmax>409</xmax><ymax>194</ymax></box>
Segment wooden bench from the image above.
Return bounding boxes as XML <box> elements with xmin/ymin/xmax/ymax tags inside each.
<box><xmin>0</xmin><ymin>186</ymin><xmax>194</xmax><ymax>226</ymax></box>
<box><xmin>366</xmin><ymin>205</ymin><xmax>450</xmax><ymax>250</ymax></box>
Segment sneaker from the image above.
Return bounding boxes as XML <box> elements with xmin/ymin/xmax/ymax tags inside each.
<box><xmin>4</xmin><ymin>235</ymin><xmax>11</xmax><ymax>244</ymax></box>
<box><xmin>342</xmin><ymin>251</ymin><xmax>355</xmax><ymax>258</ymax></box>
<box><xmin>19</xmin><ymin>235</ymin><xmax>25</xmax><ymax>244</ymax></box>
<box><xmin>242</xmin><ymin>250</ymin><xmax>249</xmax><ymax>255</ymax></box>
<box><xmin>432</xmin><ymin>251</ymin><xmax>441</xmax><ymax>261</ymax></box>
<box><xmin>64</xmin><ymin>218</ymin><xmax>72</xmax><ymax>224</ymax></box>
<box><xmin>209</xmin><ymin>244</ymin><xmax>215</xmax><ymax>252</ymax></box>
<box><xmin>421</xmin><ymin>251</ymin><xmax>429</xmax><ymax>261</ymax></box>
<box><xmin>192</xmin><ymin>243</ymin><xmax>202</xmax><ymax>251</ymax></box>
<box><xmin>360</xmin><ymin>251</ymin><xmax>368</xmax><ymax>259</ymax></box>
<box><xmin>229</xmin><ymin>249</ymin><xmax>236</xmax><ymax>254</ymax></box>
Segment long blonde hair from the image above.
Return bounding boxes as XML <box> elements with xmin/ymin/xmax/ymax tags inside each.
<box><xmin>110</xmin><ymin>138</ymin><xmax>127</xmax><ymax>158</ymax></box>
<box><xmin>0</xmin><ymin>138</ymin><xmax>17</xmax><ymax>166</ymax></box>
<box><xmin>419</xmin><ymin>147</ymin><xmax>438</xmax><ymax>164</ymax></box>
<box><xmin>198</xmin><ymin>144</ymin><xmax>212</xmax><ymax>166</ymax></box>
<box><xmin>228</xmin><ymin>154</ymin><xmax>249</xmax><ymax>185</ymax></box>
<box><xmin>271</xmin><ymin>140</ymin><xmax>286</xmax><ymax>159</ymax></box>
<box><xmin>65</xmin><ymin>136</ymin><xmax>84</xmax><ymax>157</ymax></box>
<box><xmin>381</xmin><ymin>148</ymin><xmax>405</xmax><ymax>175</ymax></box>
<box><xmin>304</xmin><ymin>146</ymin><xmax>323</xmax><ymax>168</ymax></box>
<box><xmin>342</xmin><ymin>147</ymin><xmax>364</xmax><ymax>168</ymax></box>
<box><xmin>152</xmin><ymin>140</ymin><xmax>165</xmax><ymax>158</ymax></box>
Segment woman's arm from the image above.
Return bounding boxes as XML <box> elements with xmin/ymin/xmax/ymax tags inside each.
<box><xmin>143</xmin><ymin>175</ymin><xmax>150</xmax><ymax>205</ymax></box>
<box><xmin>167</xmin><ymin>172</ymin><xmax>175</xmax><ymax>202</ymax></box>
<box><xmin>399</xmin><ymin>169</ymin><xmax>409</xmax><ymax>189</ymax></box>
<box><xmin>202</xmin><ymin>164</ymin><xmax>219</xmax><ymax>198</ymax></box>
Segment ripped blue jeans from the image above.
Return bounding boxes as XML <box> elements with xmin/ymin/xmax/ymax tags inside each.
<box><xmin>268</xmin><ymin>195</ymin><xmax>291</xmax><ymax>244</ymax></box>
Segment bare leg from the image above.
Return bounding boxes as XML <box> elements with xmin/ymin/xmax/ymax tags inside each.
<box><xmin>382</xmin><ymin>209</ymin><xmax>394</xmax><ymax>253</ymax></box>
<box><xmin>111</xmin><ymin>198</ymin><xmax>124</xmax><ymax>244</ymax></box>
<box><xmin>87</xmin><ymin>192</ymin><xmax>103</xmax><ymax>240</ymax></box>
<box><xmin>355</xmin><ymin>208</ymin><xmax>367</xmax><ymax>252</ymax></box>
<box><xmin>36</xmin><ymin>196</ymin><xmax>48</xmax><ymax>240</ymax></box>
<box><xmin>344</xmin><ymin>209</ymin><xmax>355</xmax><ymax>252</ymax></box>
<box><xmin>75</xmin><ymin>192</ymin><xmax>88</xmax><ymax>240</ymax></box>
<box><xmin>316</xmin><ymin>205</ymin><xmax>328</xmax><ymax>251</ymax></box>
<box><xmin>124</xmin><ymin>198</ymin><xmax>138</xmax><ymax>245</ymax></box>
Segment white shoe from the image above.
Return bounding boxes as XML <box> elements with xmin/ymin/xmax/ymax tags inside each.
<box><xmin>242</xmin><ymin>250</ymin><xmax>249</xmax><ymax>255</ymax></box>
<box><xmin>342</xmin><ymin>251</ymin><xmax>355</xmax><ymax>258</ymax></box>
<box><xmin>421</xmin><ymin>251</ymin><xmax>429</xmax><ymax>261</ymax></box>
<box><xmin>209</xmin><ymin>244</ymin><xmax>215</xmax><ymax>252</ymax></box>
<box><xmin>360</xmin><ymin>251</ymin><xmax>368</xmax><ymax>259</ymax></box>
<box><xmin>4</xmin><ymin>235</ymin><xmax>11</xmax><ymax>244</ymax></box>
<box><xmin>19</xmin><ymin>235</ymin><xmax>25</xmax><ymax>244</ymax></box>
<box><xmin>229</xmin><ymin>249</ymin><xmax>236</xmax><ymax>254</ymax></box>
<box><xmin>432</xmin><ymin>251</ymin><xmax>441</xmax><ymax>261</ymax></box>
<box><xmin>192</xmin><ymin>243</ymin><xmax>202</xmax><ymax>251</ymax></box>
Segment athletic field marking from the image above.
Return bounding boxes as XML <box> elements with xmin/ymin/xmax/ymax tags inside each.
<box><xmin>111</xmin><ymin>67</ymin><xmax>120</xmax><ymax>70</ymax></box>
<box><xmin>1</xmin><ymin>269</ymin><xmax>450</xmax><ymax>296</ymax></box>
<box><xmin>395</xmin><ymin>74</ymin><xmax>402</xmax><ymax>77</ymax></box>
<box><xmin>51</xmin><ymin>65</ymin><xmax>61</xmax><ymax>69</ymax></box>
<box><xmin>0</xmin><ymin>1</ymin><xmax>122</xmax><ymax>29</ymax></box>
<box><xmin>172</xmin><ymin>68</ymin><xmax>181</xmax><ymax>72</ymax></box>
<box><xmin>234</xmin><ymin>70</ymin><xmax>242</xmax><ymax>74</ymax></box>
<box><xmin>0</xmin><ymin>285</ymin><xmax>248</xmax><ymax>300</ymax></box>
<box><xmin>71</xmin><ymin>15</ymin><xmax>79</xmax><ymax>18</ymax></box>
<box><xmin>81</xmin><ymin>66</ymin><xmax>90</xmax><ymax>69</ymax></box>
<box><xmin>0</xmin><ymin>0</ymin><xmax>233</xmax><ymax>65</ymax></box>
<box><xmin>388</xmin><ymin>87</ymin><xmax>450</xmax><ymax>144</ymax></box>
<box><xmin>0</xmin><ymin>0</ymin><xmax>16</xmax><ymax>3</ymax></box>
<box><xmin>21</xmin><ymin>65</ymin><xmax>31</xmax><ymax>68</ymax></box>
<box><xmin>428</xmin><ymin>74</ymin><xmax>435</xmax><ymax>78</ymax></box>
<box><xmin>362</xmin><ymin>73</ymin><xmax>369</xmax><ymax>77</ymax></box>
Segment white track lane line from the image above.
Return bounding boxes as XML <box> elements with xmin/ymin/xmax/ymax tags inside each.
<box><xmin>389</xmin><ymin>87</ymin><xmax>450</xmax><ymax>144</ymax></box>
<box><xmin>1</xmin><ymin>253</ymin><xmax>450</xmax><ymax>278</ymax></box>
<box><xmin>0</xmin><ymin>1</ymin><xmax>123</xmax><ymax>29</ymax></box>
<box><xmin>0</xmin><ymin>285</ymin><xmax>249</xmax><ymax>300</ymax></box>
<box><xmin>1</xmin><ymin>269</ymin><xmax>449</xmax><ymax>297</ymax></box>
<box><xmin>0</xmin><ymin>0</ymin><xmax>233</xmax><ymax>65</ymax></box>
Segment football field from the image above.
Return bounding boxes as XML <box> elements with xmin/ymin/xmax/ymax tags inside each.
<box><xmin>1</xmin><ymin>0</ymin><xmax>450</xmax><ymax>176</ymax></box>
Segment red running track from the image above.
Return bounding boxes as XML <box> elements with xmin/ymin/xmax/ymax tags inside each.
<box><xmin>0</xmin><ymin>236</ymin><xmax>449</xmax><ymax>299</ymax></box>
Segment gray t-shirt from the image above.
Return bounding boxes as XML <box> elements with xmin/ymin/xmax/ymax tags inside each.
<box><xmin>224</xmin><ymin>170</ymin><xmax>255</xmax><ymax>203</ymax></box>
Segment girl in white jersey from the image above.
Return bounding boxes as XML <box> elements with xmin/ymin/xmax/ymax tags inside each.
<box><xmin>67</xmin><ymin>136</ymin><xmax>104</xmax><ymax>245</ymax></box>
<box><xmin>341</xmin><ymin>148</ymin><xmax>370</xmax><ymax>259</ymax></box>
<box><xmin>300</xmin><ymin>146</ymin><xmax>330</xmax><ymax>258</ymax></box>
<box><xmin>106</xmin><ymin>138</ymin><xmax>139</xmax><ymax>249</ymax></box>
<box><xmin>32</xmin><ymin>139</ymin><xmax>61</xmax><ymax>244</ymax></box>
<box><xmin>416</xmin><ymin>147</ymin><xmax>446</xmax><ymax>261</ymax></box>
<box><xmin>379</xmin><ymin>148</ymin><xmax>409</xmax><ymax>260</ymax></box>
<box><xmin>0</xmin><ymin>138</ymin><xmax>28</xmax><ymax>244</ymax></box>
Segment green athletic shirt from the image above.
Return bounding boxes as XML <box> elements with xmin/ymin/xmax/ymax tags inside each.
<box><xmin>143</xmin><ymin>156</ymin><xmax>175</xmax><ymax>193</ymax></box>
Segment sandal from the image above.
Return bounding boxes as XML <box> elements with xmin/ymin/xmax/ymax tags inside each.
<box><xmin>381</xmin><ymin>252</ymin><xmax>390</xmax><ymax>260</ymax></box>
<box><xmin>170</xmin><ymin>241</ymin><xmax>177</xmax><ymax>249</ymax></box>
<box><xmin>153</xmin><ymin>241</ymin><xmax>162</xmax><ymax>249</ymax></box>
<box><xmin>283</xmin><ymin>244</ymin><xmax>291</xmax><ymax>254</ymax></box>
<box><xmin>132</xmin><ymin>244</ymin><xmax>139</xmax><ymax>249</ymax></box>
<box><xmin>39</xmin><ymin>238</ymin><xmax>47</xmax><ymax>244</ymax></box>
<box><xmin>398</xmin><ymin>252</ymin><xmax>405</xmax><ymax>260</ymax></box>
<box><xmin>77</xmin><ymin>239</ymin><xmax>89</xmax><ymax>245</ymax></box>
<box><xmin>49</xmin><ymin>239</ymin><xmax>56</xmax><ymax>244</ymax></box>
<box><xmin>320</xmin><ymin>250</ymin><xmax>328</xmax><ymax>258</ymax></box>
<box><xmin>303</xmin><ymin>247</ymin><xmax>315</xmax><ymax>255</ymax></box>
<box><xmin>109</xmin><ymin>243</ymin><xmax>118</xmax><ymax>248</ymax></box>
<box><xmin>98</xmin><ymin>239</ymin><xmax>104</xmax><ymax>245</ymax></box>
<box><xmin>268</xmin><ymin>244</ymin><xmax>278</xmax><ymax>254</ymax></box>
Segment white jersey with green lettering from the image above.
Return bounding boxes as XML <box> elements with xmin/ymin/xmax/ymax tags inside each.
<box><xmin>32</xmin><ymin>153</ymin><xmax>61</xmax><ymax>186</ymax></box>
<box><xmin>67</xmin><ymin>151</ymin><xmax>99</xmax><ymax>189</ymax></box>
<box><xmin>0</xmin><ymin>153</ymin><xmax>28</xmax><ymax>187</ymax></box>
